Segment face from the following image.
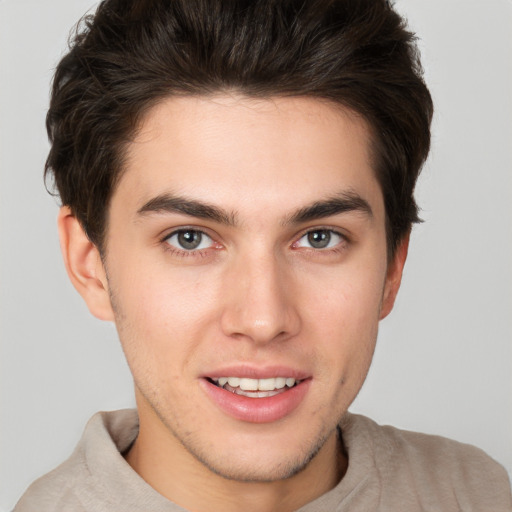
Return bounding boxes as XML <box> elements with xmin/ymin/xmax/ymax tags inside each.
<box><xmin>70</xmin><ymin>95</ymin><xmax>405</xmax><ymax>483</ymax></box>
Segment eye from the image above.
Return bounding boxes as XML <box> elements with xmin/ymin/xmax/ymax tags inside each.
<box><xmin>164</xmin><ymin>229</ymin><xmax>214</xmax><ymax>251</ymax></box>
<box><xmin>295</xmin><ymin>229</ymin><xmax>343</xmax><ymax>250</ymax></box>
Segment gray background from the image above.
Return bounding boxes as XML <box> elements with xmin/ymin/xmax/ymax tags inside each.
<box><xmin>1</xmin><ymin>0</ymin><xmax>511</xmax><ymax>509</ymax></box>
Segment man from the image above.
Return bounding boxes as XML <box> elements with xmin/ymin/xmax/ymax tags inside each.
<box><xmin>13</xmin><ymin>0</ymin><xmax>512</xmax><ymax>510</ymax></box>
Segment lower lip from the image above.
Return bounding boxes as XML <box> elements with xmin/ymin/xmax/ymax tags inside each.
<box><xmin>200</xmin><ymin>379</ymin><xmax>311</xmax><ymax>424</ymax></box>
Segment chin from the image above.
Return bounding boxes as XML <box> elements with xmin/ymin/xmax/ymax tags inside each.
<box><xmin>193</xmin><ymin>442</ymin><xmax>324</xmax><ymax>483</ymax></box>
<box><xmin>181</xmin><ymin>421</ymin><xmax>336</xmax><ymax>483</ymax></box>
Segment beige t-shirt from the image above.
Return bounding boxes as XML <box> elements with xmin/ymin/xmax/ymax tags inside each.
<box><xmin>14</xmin><ymin>409</ymin><xmax>512</xmax><ymax>511</ymax></box>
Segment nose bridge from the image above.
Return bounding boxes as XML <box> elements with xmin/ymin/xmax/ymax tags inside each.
<box><xmin>220</xmin><ymin>247</ymin><xmax>300</xmax><ymax>344</ymax></box>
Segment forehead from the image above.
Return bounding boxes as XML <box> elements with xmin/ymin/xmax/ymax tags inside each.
<box><xmin>114</xmin><ymin>94</ymin><xmax>383</xmax><ymax>220</ymax></box>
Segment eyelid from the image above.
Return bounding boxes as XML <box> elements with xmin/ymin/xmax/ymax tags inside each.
<box><xmin>292</xmin><ymin>227</ymin><xmax>349</xmax><ymax>250</ymax></box>
<box><xmin>160</xmin><ymin>225</ymin><xmax>224</xmax><ymax>258</ymax></box>
<box><xmin>165</xmin><ymin>230</ymin><xmax>214</xmax><ymax>250</ymax></box>
<box><xmin>158</xmin><ymin>224</ymin><xmax>349</xmax><ymax>257</ymax></box>
<box><xmin>295</xmin><ymin>225</ymin><xmax>349</xmax><ymax>239</ymax></box>
<box><xmin>160</xmin><ymin>225</ymin><xmax>217</xmax><ymax>243</ymax></box>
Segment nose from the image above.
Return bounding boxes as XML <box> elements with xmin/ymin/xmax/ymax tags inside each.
<box><xmin>220</xmin><ymin>251</ymin><xmax>301</xmax><ymax>346</ymax></box>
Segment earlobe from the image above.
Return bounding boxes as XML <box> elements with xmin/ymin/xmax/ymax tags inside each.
<box><xmin>379</xmin><ymin>233</ymin><xmax>410</xmax><ymax>320</ymax></box>
<box><xmin>57</xmin><ymin>206</ymin><xmax>115</xmax><ymax>321</ymax></box>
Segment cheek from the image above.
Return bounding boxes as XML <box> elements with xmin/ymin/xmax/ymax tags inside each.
<box><xmin>302</xmin><ymin>263</ymin><xmax>384</xmax><ymax>376</ymax></box>
<box><xmin>116</xmin><ymin>261</ymin><xmax>218</xmax><ymax>325</ymax></box>
<box><xmin>109</xmin><ymin>263</ymin><xmax>222</xmax><ymax>376</ymax></box>
<box><xmin>305</xmin><ymin>264</ymin><xmax>385</xmax><ymax>332</ymax></box>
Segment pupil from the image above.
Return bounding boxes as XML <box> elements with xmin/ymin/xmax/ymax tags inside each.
<box><xmin>308</xmin><ymin>230</ymin><xmax>330</xmax><ymax>249</ymax></box>
<box><xmin>178</xmin><ymin>230</ymin><xmax>202</xmax><ymax>250</ymax></box>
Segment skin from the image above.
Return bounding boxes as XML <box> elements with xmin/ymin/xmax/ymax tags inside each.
<box><xmin>58</xmin><ymin>95</ymin><xmax>408</xmax><ymax>512</ymax></box>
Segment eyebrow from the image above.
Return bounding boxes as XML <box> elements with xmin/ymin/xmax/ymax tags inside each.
<box><xmin>137</xmin><ymin>194</ymin><xmax>237</xmax><ymax>226</ymax></box>
<box><xmin>285</xmin><ymin>191</ymin><xmax>373</xmax><ymax>225</ymax></box>
<box><xmin>136</xmin><ymin>190</ymin><xmax>372</xmax><ymax>226</ymax></box>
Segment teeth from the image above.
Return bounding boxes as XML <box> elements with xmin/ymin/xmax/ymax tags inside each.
<box><xmin>259</xmin><ymin>377</ymin><xmax>284</xmax><ymax>391</ymax></box>
<box><xmin>213</xmin><ymin>377</ymin><xmax>297</xmax><ymax>391</ymax></box>
<box><xmin>227</xmin><ymin>377</ymin><xmax>240</xmax><ymax>388</ymax></box>
<box><xmin>239</xmin><ymin>378</ymin><xmax>258</xmax><ymax>391</ymax></box>
<box><xmin>274</xmin><ymin>377</ymin><xmax>286</xmax><ymax>389</ymax></box>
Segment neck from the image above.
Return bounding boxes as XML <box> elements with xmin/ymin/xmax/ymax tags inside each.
<box><xmin>125</xmin><ymin>399</ymin><xmax>347</xmax><ymax>512</ymax></box>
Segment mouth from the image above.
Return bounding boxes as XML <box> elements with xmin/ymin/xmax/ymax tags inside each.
<box><xmin>201</xmin><ymin>368</ymin><xmax>311</xmax><ymax>422</ymax></box>
<box><xmin>208</xmin><ymin>377</ymin><xmax>300</xmax><ymax>398</ymax></box>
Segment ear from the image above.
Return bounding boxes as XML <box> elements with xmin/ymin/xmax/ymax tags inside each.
<box><xmin>57</xmin><ymin>206</ymin><xmax>115</xmax><ymax>321</ymax></box>
<box><xmin>379</xmin><ymin>233</ymin><xmax>410</xmax><ymax>320</ymax></box>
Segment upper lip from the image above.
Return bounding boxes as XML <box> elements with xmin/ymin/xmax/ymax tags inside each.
<box><xmin>202</xmin><ymin>364</ymin><xmax>310</xmax><ymax>380</ymax></box>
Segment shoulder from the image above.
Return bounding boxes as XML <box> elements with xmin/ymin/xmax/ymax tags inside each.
<box><xmin>345</xmin><ymin>412</ymin><xmax>505</xmax><ymax>470</ymax></box>
<box><xmin>341</xmin><ymin>413</ymin><xmax>512</xmax><ymax>510</ymax></box>
<box><xmin>13</xmin><ymin>442</ymin><xmax>89</xmax><ymax>512</ymax></box>
<box><xmin>13</xmin><ymin>410</ymin><xmax>139</xmax><ymax>512</ymax></box>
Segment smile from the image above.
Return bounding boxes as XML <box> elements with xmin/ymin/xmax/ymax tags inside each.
<box><xmin>202</xmin><ymin>369</ymin><xmax>311</xmax><ymax>423</ymax></box>
<box><xmin>210</xmin><ymin>377</ymin><xmax>299</xmax><ymax>398</ymax></box>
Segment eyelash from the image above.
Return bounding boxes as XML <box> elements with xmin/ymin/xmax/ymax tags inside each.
<box><xmin>293</xmin><ymin>228</ymin><xmax>348</xmax><ymax>252</ymax></box>
<box><xmin>160</xmin><ymin>227</ymin><xmax>349</xmax><ymax>258</ymax></box>
<box><xmin>161</xmin><ymin>228</ymin><xmax>219</xmax><ymax>258</ymax></box>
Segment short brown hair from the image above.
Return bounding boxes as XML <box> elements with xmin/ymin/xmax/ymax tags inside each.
<box><xmin>45</xmin><ymin>0</ymin><xmax>433</xmax><ymax>256</ymax></box>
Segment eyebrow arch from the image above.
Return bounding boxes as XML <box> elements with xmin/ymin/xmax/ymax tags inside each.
<box><xmin>137</xmin><ymin>193</ymin><xmax>237</xmax><ymax>226</ymax></box>
<box><xmin>286</xmin><ymin>191</ymin><xmax>373</xmax><ymax>225</ymax></box>
<box><xmin>137</xmin><ymin>190</ymin><xmax>372</xmax><ymax>227</ymax></box>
